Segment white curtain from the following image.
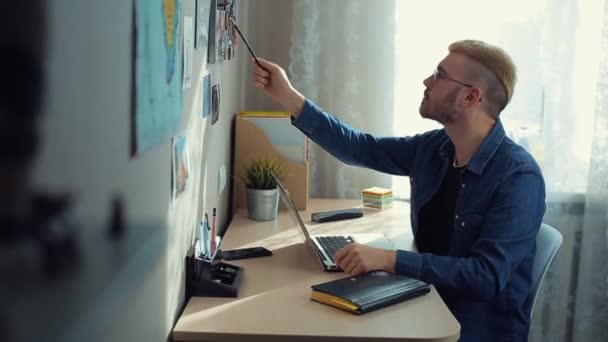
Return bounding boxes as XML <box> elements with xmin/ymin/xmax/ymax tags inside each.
<box><xmin>533</xmin><ymin>1</ymin><xmax>608</xmax><ymax>341</ymax></box>
<box><xmin>287</xmin><ymin>0</ymin><xmax>395</xmax><ymax>199</ymax></box>
<box><xmin>570</xmin><ymin>1</ymin><xmax>608</xmax><ymax>338</ymax></box>
<box><xmin>287</xmin><ymin>0</ymin><xmax>607</xmax><ymax>340</ymax></box>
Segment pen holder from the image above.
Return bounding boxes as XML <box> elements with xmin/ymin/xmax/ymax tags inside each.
<box><xmin>185</xmin><ymin>242</ymin><xmax>244</xmax><ymax>298</ymax></box>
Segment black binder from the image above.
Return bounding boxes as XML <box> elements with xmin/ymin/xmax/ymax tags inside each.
<box><xmin>311</xmin><ymin>208</ymin><xmax>363</xmax><ymax>223</ymax></box>
<box><xmin>310</xmin><ymin>271</ymin><xmax>430</xmax><ymax>314</ymax></box>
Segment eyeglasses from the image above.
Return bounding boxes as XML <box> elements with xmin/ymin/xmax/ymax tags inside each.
<box><xmin>432</xmin><ymin>68</ymin><xmax>473</xmax><ymax>88</ymax></box>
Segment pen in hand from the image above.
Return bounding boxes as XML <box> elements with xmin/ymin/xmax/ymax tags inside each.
<box><xmin>228</xmin><ymin>16</ymin><xmax>266</xmax><ymax>71</ymax></box>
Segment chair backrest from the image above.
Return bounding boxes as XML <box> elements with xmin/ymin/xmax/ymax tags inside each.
<box><xmin>529</xmin><ymin>223</ymin><xmax>563</xmax><ymax>317</ymax></box>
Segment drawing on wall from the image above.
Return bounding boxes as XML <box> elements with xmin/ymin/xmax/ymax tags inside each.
<box><xmin>183</xmin><ymin>15</ymin><xmax>194</xmax><ymax>89</ymax></box>
<box><xmin>172</xmin><ymin>134</ymin><xmax>190</xmax><ymax>201</ymax></box>
<box><xmin>195</xmin><ymin>0</ymin><xmax>211</xmax><ymax>49</ymax></box>
<box><xmin>133</xmin><ymin>0</ymin><xmax>183</xmax><ymax>155</ymax></box>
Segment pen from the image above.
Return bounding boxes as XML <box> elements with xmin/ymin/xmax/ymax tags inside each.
<box><xmin>199</xmin><ymin>220</ymin><xmax>207</xmax><ymax>258</ymax></box>
<box><xmin>202</xmin><ymin>214</ymin><xmax>210</xmax><ymax>257</ymax></box>
<box><xmin>210</xmin><ymin>235</ymin><xmax>221</xmax><ymax>262</ymax></box>
<box><xmin>211</xmin><ymin>208</ymin><xmax>217</xmax><ymax>256</ymax></box>
<box><xmin>228</xmin><ymin>16</ymin><xmax>265</xmax><ymax>70</ymax></box>
<box><xmin>205</xmin><ymin>213</ymin><xmax>211</xmax><ymax>258</ymax></box>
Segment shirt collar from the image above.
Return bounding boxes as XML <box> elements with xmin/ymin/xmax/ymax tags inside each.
<box><xmin>439</xmin><ymin>119</ymin><xmax>506</xmax><ymax>175</ymax></box>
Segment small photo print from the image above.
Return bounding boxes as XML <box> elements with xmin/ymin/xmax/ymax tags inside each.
<box><xmin>172</xmin><ymin>134</ymin><xmax>190</xmax><ymax>201</ymax></box>
<box><xmin>211</xmin><ymin>83</ymin><xmax>220</xmax><ymax>125</ymax></box>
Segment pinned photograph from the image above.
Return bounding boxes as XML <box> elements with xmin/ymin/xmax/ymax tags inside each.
<box><xmin>211</xmin><ymin>83</ymin><xmax>220</xmax><ymax>125</ymax></box>
<box><xmin>172</xmin><ymin>134</ymin><xmax>190</xmax><ymax>201</ymax></box>
<box><xmin>195</xmin><ymin>0</ymin><xmax>211</xmax><ymax>49</ymax></box>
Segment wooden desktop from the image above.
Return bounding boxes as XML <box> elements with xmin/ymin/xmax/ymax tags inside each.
<box><xmin>172</xmin><ymin>199</ymin><xmax>460</xmax><ymax>342</ymax></box>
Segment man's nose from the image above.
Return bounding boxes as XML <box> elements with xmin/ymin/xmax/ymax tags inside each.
<box><xmin>423</xmin><ymin>75</ymin><xmax>433</xmax><ymax>88</ymax></box>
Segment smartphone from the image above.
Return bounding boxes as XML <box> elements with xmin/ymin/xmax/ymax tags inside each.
<box><xmin>221</xmin><ymin>247</ymin><xmax>272</xmax><ymax>261</ymax></box>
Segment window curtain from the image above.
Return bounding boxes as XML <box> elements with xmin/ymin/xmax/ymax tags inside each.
<box><xmin>287</xmin><ymin>0</ymin><xmax>395</xmax><ymax>198</ymax></box>
<box><xmin>286</xmin><ymin>0</ymin><xmax>607</xmax><ymax>340</ymax></box>
<box><xmin>515</xmin><ymin>1</ymin><xmax>608</xmax><ymax>341</ymax></box>
<box><xmin>569</xmin><ymin>1</ymin><xmax>608</xmax><ymax>339</ymax></box>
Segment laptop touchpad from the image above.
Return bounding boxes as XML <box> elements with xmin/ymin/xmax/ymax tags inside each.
<box><xmin>355</xmin><ymin>233</ymin><xmax>396</xmax><ymax>250</ymax></box>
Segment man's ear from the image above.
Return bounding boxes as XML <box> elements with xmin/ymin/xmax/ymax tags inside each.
<box><xmin>466</xmin><ymin>88</ymin><xmax>482</xmax><ymax>104</ymax></box>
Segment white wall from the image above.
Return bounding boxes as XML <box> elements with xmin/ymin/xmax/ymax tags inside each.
<box><xmin>243</xmin><ymin>0</ymin><xmax>294</xmax><ymax>111</ymax></box>
<box><xmin>27</xmin><ymin>0</ymin><xmax>249</xmax><ymax>340</ymax></box>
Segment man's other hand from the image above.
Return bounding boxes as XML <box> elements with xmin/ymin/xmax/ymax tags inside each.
<box><xmin>334</xmin><ymin>244</ymin><xmax>397</xmax><ymax>276</ymax></box>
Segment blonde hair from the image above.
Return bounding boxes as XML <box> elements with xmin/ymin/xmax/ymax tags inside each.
<box><xmin>449</xmin><ymin>40</ymin><xmax>516</xmax><ymax>115</ymax></box>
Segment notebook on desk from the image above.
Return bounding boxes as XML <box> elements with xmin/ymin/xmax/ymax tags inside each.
<box><xmin>311</xmin><ymin>271</ymin><xmax>431</xmax><ymax>314</ymax></box>
<box><xmin>272</xmin><ymin>173</ymin><xmax>395</xmax><ymax>272</ymax></box>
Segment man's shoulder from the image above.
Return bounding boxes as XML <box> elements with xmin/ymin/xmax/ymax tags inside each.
<box><xmin>412</xmin><ymin>128</ymin><xmax>448</xmax><ymax>145</ymax></box>
<box><xmin>494</xmin><ymin>136</ymin><xmax>543</xmax><ymax>178</ymax></box>
<box><xmin>405</xmin><ymin>129</ymin><xmax>450</xmax><ymax>157</ymax></box>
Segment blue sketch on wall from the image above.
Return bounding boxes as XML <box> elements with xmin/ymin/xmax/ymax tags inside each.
<box><xmin>162</xmin><ymin>0</ymin><xmax>179</xmax><ymax>83</ymax></box>
<box><xmin>134</xmin><ymin>0</ymin><xmax>183</xmax><ymax>154</ymax></box>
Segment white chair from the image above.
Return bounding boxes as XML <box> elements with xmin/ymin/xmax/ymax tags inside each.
<box><xmin>529</xmin><ymin>223</ymin><xmax>563</xmax><ymax>317</ymax></box>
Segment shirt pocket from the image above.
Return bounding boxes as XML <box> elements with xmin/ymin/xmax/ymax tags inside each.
<box><xmin>451</xmin><ymin>212</ymin><xmax>484</xmax><ymax>256</ymax></box>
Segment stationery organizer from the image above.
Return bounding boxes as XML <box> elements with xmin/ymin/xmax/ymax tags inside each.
<box><xmin>185</xmin><ymin>240</ymin><xmax>244</xmax><ymax>298</ymax></box>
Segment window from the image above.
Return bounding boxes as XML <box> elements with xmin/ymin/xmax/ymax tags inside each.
<box><xmin>392</xmin><ymin>0</ymin><xmax>604</xmax><ymax>198</ymax></box>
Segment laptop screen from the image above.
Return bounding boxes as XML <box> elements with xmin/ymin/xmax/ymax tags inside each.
<box><xmin>271</xmin><ymin>173</ymin><xmax>313</xmax><ymax>242</ymax></box>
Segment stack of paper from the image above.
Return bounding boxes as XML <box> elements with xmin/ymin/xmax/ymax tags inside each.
<box><xmin>361</xmin><ymin>187</ymin><xmax>393</xmax><ymax>209</ymax></box>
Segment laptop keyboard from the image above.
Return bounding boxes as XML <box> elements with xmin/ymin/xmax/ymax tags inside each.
<box><xmin>316</xmin><ymin>236</ymin><xmax>355</xmax><ymax>263</ymax></box>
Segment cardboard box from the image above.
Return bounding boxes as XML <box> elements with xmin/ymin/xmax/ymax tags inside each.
<box><xmin>233</xmin><ymin>115</ymin><xmax>309</xmax><ymax>210</ymax></box>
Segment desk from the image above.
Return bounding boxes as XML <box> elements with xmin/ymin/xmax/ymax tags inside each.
<box><xmin>173</xmin><ymin>199</ymin><xmax>460</xmax><ymax>342</ymax></box>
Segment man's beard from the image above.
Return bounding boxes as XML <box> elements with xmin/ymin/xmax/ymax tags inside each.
<box><xmin>419</xmin><ymin>88</ymin><xmax>461</xmax><ymax>124</ymax></box>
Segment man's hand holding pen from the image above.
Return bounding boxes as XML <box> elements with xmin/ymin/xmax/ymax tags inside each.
<box><xmin>252</xmin><ymin>58</ymin><xmax>305</xmax><ymax>118</ymax></box>
<box><xmin>229</xmin><ymin>15</ymin><xmax>305</xmax><ymax>117</ymax></box>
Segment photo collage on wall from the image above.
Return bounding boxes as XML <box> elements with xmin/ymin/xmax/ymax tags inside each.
<box><xmin>208</xmin><ymin>0</ymin><xmax>238</xmax><ymax>63</ymax></box>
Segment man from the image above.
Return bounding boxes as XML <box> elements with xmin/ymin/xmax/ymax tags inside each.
<box><xmin>252</xmin><ymin>40</ymin><xmax>545</xmax><ymax>341</ymax></box>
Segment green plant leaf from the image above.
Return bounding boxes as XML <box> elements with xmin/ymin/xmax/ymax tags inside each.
<box><xmin>239</xmin><ymin>157</ymin><xmax>285</xmax><ymax>190</ymax></box>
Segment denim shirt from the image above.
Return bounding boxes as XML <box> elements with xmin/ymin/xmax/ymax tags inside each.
<box><xmin>293</xmin><ymin>99</ymin><xmax>546</xmax><ymax>342</ymax></box>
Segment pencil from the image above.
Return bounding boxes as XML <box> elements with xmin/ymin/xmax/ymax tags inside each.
<box><xmin>229</xmin><ymin>16</ymin><xmax>265</xmax><ymax>69</ymax></box>
<box><xmin>211</xmin><ymin>208</ymin><xmax>217</xmax><ymax>255</ymax></box>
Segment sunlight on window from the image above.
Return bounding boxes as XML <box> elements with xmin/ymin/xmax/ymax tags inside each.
<box><xmin>391</xmin><ymin>0</ymin><xmax>604</xmax><ymax>198</ymax></box>
<box><xmin>570</xmin><ymin>0</ymin><xmax>604</xmax><ymax>173</ymax></box>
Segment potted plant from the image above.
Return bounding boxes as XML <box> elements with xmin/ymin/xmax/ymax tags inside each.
<box><xmin>239</xmin><ymin>158</ymin><xmax>284</xmax><ymax>221</ymax></box>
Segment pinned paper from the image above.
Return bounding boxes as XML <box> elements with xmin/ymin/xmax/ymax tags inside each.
<box><xmin>202</xmin><ymin>74</ymin><xmax>211</xmax><ymax>117</ymax></box>
<box><xmin>182</xmin><ymin>16</ymin><xmax>194</xmax><ymax>89</ymax></box>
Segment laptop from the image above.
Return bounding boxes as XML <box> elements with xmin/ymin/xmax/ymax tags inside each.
<box><xmin>272</xmin><ymin>173</ymin><xmax>395</xmax><ymax>272</ymax></box>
